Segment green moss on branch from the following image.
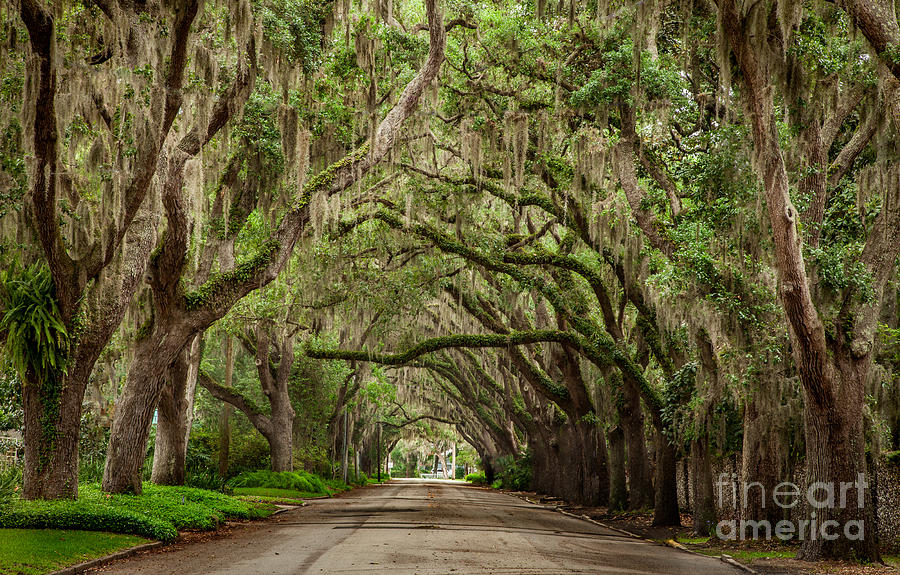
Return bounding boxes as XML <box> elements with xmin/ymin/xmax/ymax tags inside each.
<box><xmin>306</xmin><ymin>330</ymin><xmax>577</xmax><ymax>365</ymax></box>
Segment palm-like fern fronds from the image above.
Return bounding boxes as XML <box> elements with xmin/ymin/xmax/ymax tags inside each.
<box><xmin>0</xmin><ymin>262</ymin><xmax>70</xmax><ymax>384</ymax></box>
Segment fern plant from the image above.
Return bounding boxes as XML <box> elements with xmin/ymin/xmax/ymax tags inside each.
<box><xmin>0</xmin><ymin>262</ymin><xmax>70</xmax><ymax>383</ymax></box>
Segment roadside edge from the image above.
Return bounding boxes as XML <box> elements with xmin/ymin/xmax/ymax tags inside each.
<box><xmin>504</xmin><ymin>490</ymin><xmax>759</xmax><ymax>574</ymax></box>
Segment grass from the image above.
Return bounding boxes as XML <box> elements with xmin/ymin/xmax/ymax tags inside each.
<box><xmin>324</xmin><ymin>479</ymin><xmax>351</xmax><ymax>494</ymax></box>
<box><xmin>677</xmin><ymin>536</ymin><xmax>796</xmax><ymax>563</ymax></box>
<box><xmin>0</xmin><ymin>528</ymin><xmax>147</xmax><ymax>575</ymax></box>
<box><xmin>233</xmin><ymin>487</ymin><xmax>328</xmax><ymax>500</ymax></box>
<box><xmin>0</xmin><ymin>483</ymin><xmax>278</xmax><ymax>542</ymax></box>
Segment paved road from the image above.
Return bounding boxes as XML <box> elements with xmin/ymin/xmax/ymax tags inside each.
<box><xmin>92</xmin><ymin>479</ymin><xmax>740</xmax><ymax>574</ymax></box>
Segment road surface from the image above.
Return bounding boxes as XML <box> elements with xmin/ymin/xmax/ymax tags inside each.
<box><xmin>92</xmin><ymin>479</ymin><xmax>741</xmax><ymax>574</ymax></box>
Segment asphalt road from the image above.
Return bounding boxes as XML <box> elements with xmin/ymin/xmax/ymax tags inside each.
<box><xmin>92</xmin><ymin>479</ymin><xmax>740</xmax><ymax>574</ymax></box>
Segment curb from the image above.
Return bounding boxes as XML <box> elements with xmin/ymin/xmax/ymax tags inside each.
<box><xmin>720</xmin><ymin>554</ymin><xmax>760</xmax><ymax>574</ymax></box>
<box><xmin>506</xmin><ymin>491</ymin><xmax>759</xmax><ymax>574</ymax></box>
<box><xmin>47</xmin><ymin>541</ymin><xmax>165</xmax><ymax>575</ymax></box>
<box><xmin>556</xmin><ymin>507</ymin><xmax>643</xmax><ymax>539</ymax></box>
<box><xmin>510</xmin><ymin>492</ymin><xmax>642</xmax><ymax>539</ymax></box>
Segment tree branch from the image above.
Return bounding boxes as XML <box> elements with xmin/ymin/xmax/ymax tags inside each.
<box><xmin>198</xmin><ymin>370</ymin><xmax>272</xmax><ymax>436</ymax></box>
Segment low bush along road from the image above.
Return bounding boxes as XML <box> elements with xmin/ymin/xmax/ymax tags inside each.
<box><xmin>90</xmin><ymin>479</ymin><xmax>741</xmax><ymax>574</ymax></box>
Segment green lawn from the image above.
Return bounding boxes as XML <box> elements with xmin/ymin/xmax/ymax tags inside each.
<box><xmin>676</xmin><ymin>537</ymin><xmax>796</xmax><ymax>562</ymax></box>
<box><xmin>234</xmin><ymin>487</ymin><xmax>328</xmax><ymax>499</ymax></box>
<box><xmin>232</xmin><ymin>487</ymin><xmax>328</xmax><ymax>500</ymax></box>
<box><xmin>0</xmin><ymin>528</ymin><xmax>147</xmax><ymax>575</ymax></box>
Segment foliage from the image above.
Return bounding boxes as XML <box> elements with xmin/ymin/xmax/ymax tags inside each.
<box><xmin>0</xmin><ymin>528</ymin><xmax>147</xmax><ymax>575</ymax></box>
<box><xmin>255</xmin><ymin>0</ymin><xmax>331</xmax><ymax>74</ymax></box>
<box><xmin>0</xmin><ymin>370</ymin><xmax>21</xmax><ymax>430</ymax></box>
<box><xmin>0</xmin><ymin>498</ymin><xmax>178</xmax><ymax>541</ymax></box>
<box><xmin>464</xmin><ymin>471</ymin><xmax>487</xmax><ymax>485</ymax></box>
<box><xmin>494</xmin><ymin>454</ymin><xmax>532</xmax><ymax>491</ymax></box>
<box><xmin>0</xmin><ymin>262</ymin><xmax>70</xmax><ymax>383</ymax></box>
<box><xmin>232</xmin><ymin>486</ymin><xmax>324</xmax><ymax>499</ymax></box>
<box><xmin>229</xmin><ymin>469</ymin><xmax>328</xmax><ymax>494</ymax></box>
<box><xmin>323</xmin><ymin>478</ymin><xmax>351</xmax><ymax>493</ymax></box>
<box><xmin>183</xmin><ymin>469</ymin><xmax>230</xmax><ymax>493</ymax></box>
<box><xmin>0</xmin><ymin>467</ymin><xmax>20</xmax><ymax>507</ymax></box>
<box><xmin>0</xmin><ymin>483</ymin><xmax>275</xmax><ymax>542</ymax></box>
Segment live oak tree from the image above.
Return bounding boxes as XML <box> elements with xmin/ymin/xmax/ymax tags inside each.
<box><xmin>101</xmin><ymin>0</ymin><xmax>447</xmax><ymax>493</ymax></box>
<box><xmin>2</xmin><ymin>0</ymin><xmax>900</xmax><ymax>564</ymax></box>
<box><xmin>1</xmin><ymin>0</ymin><xmax>253</xmax><ymax>499</ymax></box>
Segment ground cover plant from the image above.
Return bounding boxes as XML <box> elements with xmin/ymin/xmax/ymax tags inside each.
<box><xmin>0</xmin><ymin>483</ymin><xmax>275</xmax><ymax>542</ymax></box>
<box><xmin>229</xmin><ymin>470</ymin><xmax>328</xmax><ymax>494</ymax></box>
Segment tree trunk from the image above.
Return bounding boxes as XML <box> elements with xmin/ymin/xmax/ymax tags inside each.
<box><xmin>555</xmin><ymin>423</ymin><xmax>584</xmax><ymax>502</ymax></box>
<box><xmin>267</xmin><ymin>427</ymin><xmax>293</xmax><ymax>472</ymax></box>
<box><xmin>797</xmin><ymin>357</ymin><xmax>878</xmax><ymax>560</ymax></box>
<box><xmin>451</xmin><ymin>442</ymin><xmax>456</xmax><ymax>479</ymax></box>
<box><xmin>620</xmin><ymin>383</ymin><xmax>653</xmax><ymax>509</ymax></box>
<box><xmin>691</xmin><ymin>436</ymin><xmax>716</xmax><ymax>537</ymax></box>
<box><xmin>268</xmin><ymin>385</ymin><xmax>295</xmax><ymax>472</ymax></box>
<box><xmin>102</xmin><ymin>374</ymin><xmax>159</xmax><ymax>493</ymax></box>
<box><xmin>151</xmin><ymin>335</ymin><xmax>201</xmax><ymax>485</ymax></box>
<box><xmin>652</xmin><ymin>430</ymin><xmax>681</xmax><ymax>526</ymax></box>
<box><xmin>218</xmin><ymin>336</ymin><xmax>234</xmax><ymax>477</ymax></box>
<box><xmin>608</xmin><ymin>426</ymin><xmax>628</xmax><ymax>511</ymax></box>
<box><xmin>741</xmin><ymin>395</ymin><xmax>783</xmax><ymax>526</ymax></box>
<box><xmin>576</xmin><ymin>420</ymin><xmax>608</xmax><ymax>507</ymax></box>
<box><xmin>103</xmin><ymin>325</ymin><xmax>191</xmax><ymax>494</ymax></box>
<box><xmin>718</xmin><ymin>0</ymin><xmax>892</xmax><ymax>559</ymax></box>
<box><xmin>21</xmin><ymin>369</ymin><xmax>82</xmax><ymax>499</ymax></box>
<box><xmin>529</xmin><ymin>435</ymin><xmax>558</xmax><ymax>495</ymax></box>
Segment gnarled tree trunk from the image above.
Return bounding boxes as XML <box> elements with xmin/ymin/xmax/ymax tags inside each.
<box><xmin>151</xmin><ymin>335</ymin><xmax>202</xmax><ymax>485</ymax></box>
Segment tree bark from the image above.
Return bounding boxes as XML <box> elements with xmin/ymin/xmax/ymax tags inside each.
<box><xmin>691</xmin><ymin>436</ymin><xmax>716</xmax><ymax>537</ymax></box>
<box><xmin>620</xmin><ymin>379</ymin><xmax>653</xmax><ymax>509</ymax></box>
<box><xmin>218</xmin><ymin>336</ymin><xmax>234</xmax><ymax>477</ymax></box>
<box><xmin>740</xmin><ymin>395</ymin><xmax>783</xmax><ymax>526</ymax></box>
<box><xmin>21</xmin><ymin>370</ymin><xmax>81</xmax><ymax>499</ymax></box>
<box><xmin>151</xmin><ymin>335</ymin><xmax>202</xmax><ymax>485</ymax></box>
<box><xmin>103</xmin><ymin>326</ymin><xmax>193</xmax><ymax>493</ymax></box>
<box><xmin>652</xmin><ymin>429</ymin><xmax>681</xmax><ymax>526</ymax></box>
<box><xmin>608</xmin><ymin>426</ymin><xmax>628</xmax><ymax>511</ymax></box>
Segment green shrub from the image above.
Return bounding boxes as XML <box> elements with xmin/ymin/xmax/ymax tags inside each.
<box><xmin>232</xmin><ymin>487</ymin><xmax>322</xmax><ymax>500</ymax></box>
<box><xmin>229</xmin><ymin>470</ymin><xmax>328</xmax><ymax>494</ymax></box>
<box><xmin>0</xmin><ymin>499</ymin><xmax>177</xmax><ymax>541</ymax></box>
<box><xmin>464</xmin><ymin>471</ymin><xmax>487</xmax><ymax>485</ymax></box>
<box><xmin>324</xmin><ymin>478</ymin><xmax>350</xmax><ymax>493</ymax></box>
<box><xmin>496</xmin><ymin>454</ymin><xmax>532</xmax><ymax>491</ymax></box>
<box><xmin>185</xmin><ymin>469</ymin><xmax>231</xmax><ymax>493</ymax></box>
<box><xmin>0</xmin><ymin>483</ymin><xmax>274</xmax><ymax>542</ymax></box>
